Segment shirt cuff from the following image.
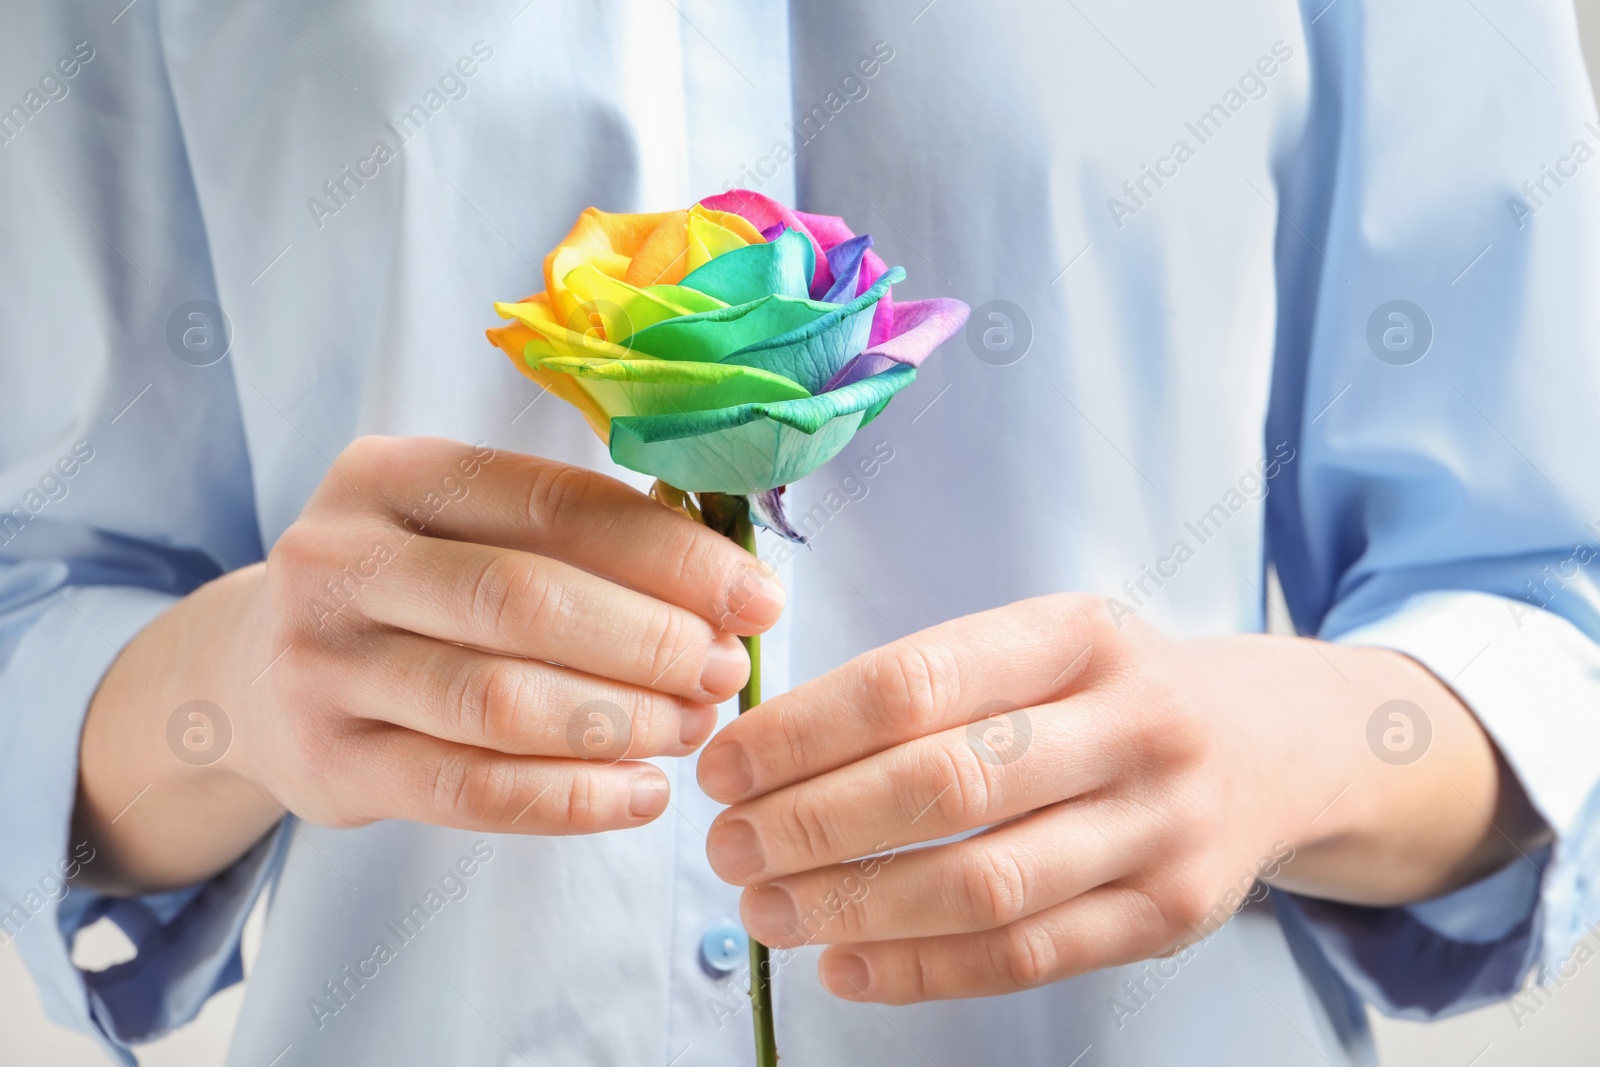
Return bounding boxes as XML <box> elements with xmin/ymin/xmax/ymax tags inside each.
<box><xmin>0</xmin><ymin>585</ymin><xmax>287</xmax><ymax>1056</ymax></box>
<box><xmin>1278</xmin><ymin>589</ymin><xmax>1600</xmax><ymax>1018</ymax></box>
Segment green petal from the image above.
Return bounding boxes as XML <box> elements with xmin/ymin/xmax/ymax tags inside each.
<box><xmin>607</xmin><ymin>365</ymin><xmax>916</xmax><ymax>492</ymax></box>
<box><xmin>533</xmin><ymin>356</ymin><xmax>810</xmax><ymax>420</ymax></box>
<box><xmin>678</xmin><ymin>227</ymin><xmax>814</xmax><ymax>304</ymax></box>
<box><xmin>625</xmin><ymin>269</ymin><xmax>903</xmax><ymax>393</ymax></box>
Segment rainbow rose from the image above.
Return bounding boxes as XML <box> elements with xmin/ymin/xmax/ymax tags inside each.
<box><xmin>487</xmin><ymin>190</ymin><xmax>967</xmax><ymax>540</ymax></box>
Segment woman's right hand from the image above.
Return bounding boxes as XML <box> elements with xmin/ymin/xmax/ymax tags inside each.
<box><xmin>74</xmin><ymin>436</ymin><xmax>784</xmax><ymax>893</ymax></box>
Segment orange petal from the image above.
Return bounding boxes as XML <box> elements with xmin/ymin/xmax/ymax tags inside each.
<box><xmin>624</xmin><ymin>211</ymin><xmax>692</xmax><ymax>287</ymax></box>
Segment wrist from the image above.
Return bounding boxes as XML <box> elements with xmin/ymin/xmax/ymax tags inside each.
<box><xmin>75</xmin><ymin>563</ymin><xmax>282</xmax><ymax>892</ymax></box>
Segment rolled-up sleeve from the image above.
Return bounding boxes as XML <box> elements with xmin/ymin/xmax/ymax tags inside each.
<box><xmin>1264</xmin><ymin>0</ymin><xmax>1600</xmax><ymax>1018</ymax></box>
<box><xmin>0</xmin><ymin>3</ymin><xmax>281</xmax><ymax>1058</ymax></box>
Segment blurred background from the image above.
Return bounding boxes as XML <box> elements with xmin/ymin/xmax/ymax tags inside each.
<box><xmin>5</xmin><ymin>3</ymin><xmax>1600</xmax><ymax>1064</ymax></box>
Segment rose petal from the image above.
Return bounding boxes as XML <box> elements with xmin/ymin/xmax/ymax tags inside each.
<box><xmin>531</xmin><ymin>355</ymin><xmax>810</xmax><ymax>424</ymax></box>
<box><xmin>749</xmin><ymin>487</ymin><xmax>811</xmax><ymax>544</ymax></box>
<box><xmin>699</xmin><ymin>190</ymin><xmax>834</xmax><ymax>295</ymax></box>
<box><xmin>820</xmin><ymin>298</ymin><xmax>972</xmax><ymax>392</ymax></box>
<box><xmin>679</xmin><ymin>228</ymin><xmax>814</xmax><ymax>305</ymax></box>
<box><xmin>607</xmin><ymin>364</ymin><xmax>916</xmax><ymax>493</ymax></box>
<box><xmin>822</xmin><ymin>234</ymin><xmax>874</xmax><ymax>303</ymax></box>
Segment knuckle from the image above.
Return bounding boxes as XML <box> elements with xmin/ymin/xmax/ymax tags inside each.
<box><xmin>430</xmin><ymin>753</ymin><xmax>515</xmax><ymax>824</ymax></box>
<box><xmin>779</xmin><ymin>790</ymin><xmax>839</xmax><ymax>865</ymax></box>
<box><xmin>957</xmin><ymin>847</ymin><xmax>1032</xmax><ymax>929</ymax></box>
<box><xmin>998</xmin><ymin>919</ymin><xmax>1060</xmax><ymax>990</ymax></box>
<box><xmin>770</xmin><ymin>702</ymin><xmax>814</xmax><ymax>779</ymax></box>
<box><xmin>640</xmin><ymin>606</ymin><xmax>695</xmax><ymax>687</ymax></box>
<box><xmin>672</xmin><ymin>529</ymin><xmax>739</xmax><ymax>619</ymax></box>
<box><xmin>265</xmin><ymin>523</ymin><xmax>333</xmax><ymax>611</ymax></box>
<box><xmin>464</xmin><ymin>554</ymin><xmax>564</xmax><ymax>644</ymax></box>
<box><xmin>555</xmin><ymin>771</ymin><xmax>607</xmax><ymax>832</ymax></box>
<box><xmin>620</xmin><ymin>694</ymin><xmax>660</xmax><ymax>757</ymax></box>
<box><xmin>522</xmin><ymin>461</ymin><xmax>598</xmax><ymax>537</ymax></box>
<box><xmin>827</xmin><ymin>884</ymin><xmax>871</xmax><ymax>940</ymax></box>
<box><xmin>869</xmin><ymin>640</ymin><xmax>957</xmax><ymax>737</ymax></box>
<box><xmin>336</xmin><ymin>434</ymin><xmax>394</xmax><ymax>480</ymax></box>
<box><xmin>445</xmin><ymin>657</ymin><xmax>529</xmax><ymax>746</ymax></box>
<box><xmin>1147</xmin><ymin>879</ymin><xmax>1215</xmax><ymax>937</ymax></box>
<box><xmin>284</xmin><ymin>704</ymin><xmax>340</xmax><ymax>774</ymax></box>
<box><xmin>919</xmin><ymin>740</ymin><xmax>997</xmax><ymax>829</ymax></box>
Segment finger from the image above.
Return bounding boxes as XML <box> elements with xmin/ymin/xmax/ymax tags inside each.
<box><xmin>330</xmin><ymin>437</ymin><xmax>784</xmax><ymax>633</ymax></box>
<box><xmin>740</xmin><ymin>805</ymin><xmax>1134</xmax><ymax>947</ymax></box>
<box><xmin>327</xmin><ymin>722</ymin><xmax>672</xmax><ymax>835</ymax></box>
<box><xmin>360</xmin><ymin>534</ymin><xmax>749</xmax><ymax>703</ymax></box>
<box><xmin>322</xmin><ymin>630</ymin><xmax>718</xmax><ymax>758</ymax></box>
<box><xmin>698</xmin><ymin>594</ymin><xmax>1106</xmax><ymax>804</ymax></box>
<box><xmin>705</xmin><ymin>699</ymin><xmax>1115</xmax><ymax>884</ymax></box>
<box><xmin>816</xmin><ymin>886</ymin><xmax>1172</xmax><ymax>1004</ymax></box>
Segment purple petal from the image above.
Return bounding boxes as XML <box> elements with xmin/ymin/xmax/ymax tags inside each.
<box><xmin>820</xmin><ymin>298</ymin><xmax>972</xmax><ymax>392</ymax></box>
<box><xmin>822</xmin><ymin>234</ymin><xmax>875</xmax><ymax>303</ymax></box>
<box><xmin>760</xmin><ymin>222</ymin><xmax>788</xmax><ymax>242</ymax></box>
<box><xmin>749</xmin><ymin>487</ymin><xmax>810</xmax><ymax>544</ymax></box>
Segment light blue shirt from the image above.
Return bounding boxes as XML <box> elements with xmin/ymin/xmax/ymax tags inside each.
<box><xmin>4</xmin><ymin>1</ymin><xmax>1600</xmax><ymax>1064</ymax></box>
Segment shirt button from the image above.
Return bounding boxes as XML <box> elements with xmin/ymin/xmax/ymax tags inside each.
<box><xmin>700</xmin><ymin>920</ymin><xmax>748</xmax><ymax>974</ymax></box>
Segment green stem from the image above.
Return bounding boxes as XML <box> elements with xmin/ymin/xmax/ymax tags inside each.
<box><xmin>693</xmin><ymin>490</ymin><xmax>778</xmax><ymax>1065</ymax></box>
<box><xmin>731</xmin><ymin>504</ymin><xmax>778</xmax><ymax>1067</ymax></box>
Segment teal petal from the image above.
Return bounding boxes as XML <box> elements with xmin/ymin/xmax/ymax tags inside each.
<box><xmin>721</xmin><ymin>269</ymin><xmax>902</xmax><ymax>391</ymax></box>
<box><xmin>678</xmin><ymin>227</ymin><xmax>814</xmax><ymax>304</ymax></box>
<box><xmin>607</xmin><ymin>365</ymin><xmax>916</xmax><ymax>493</ymax></box>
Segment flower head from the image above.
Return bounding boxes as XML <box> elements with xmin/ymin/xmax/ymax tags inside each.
<box><xmin>488</xmin><ymin>190</ymin><xmax>968</xmax><ymax>539</ymax></box>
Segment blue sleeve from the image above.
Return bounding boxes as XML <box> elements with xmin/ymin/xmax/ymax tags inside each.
<box><xmin>0</xmin><ymin>3</ymin><xmax>283</xmax><ymax>1057</ymax></box>
<box><xmin>1266</xmin><ymin>0</ymin><xmax>1600</xmax><ymax>1018</ymax></box>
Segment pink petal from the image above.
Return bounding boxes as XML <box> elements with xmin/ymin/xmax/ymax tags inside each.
<box><xmin>699</xmin><ymin>190</ymin><xmax>834</xmax><ymax>294</ymax></box>
<box><xmin>821</xmin><ymin>298</ymin><xmax>971</xmax><ymax>392</ymax></box>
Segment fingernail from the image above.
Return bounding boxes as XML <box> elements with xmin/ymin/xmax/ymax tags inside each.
<box><xmin>679</xmin><ymin>704</ymin><xmax>718</xmax><ymax>749</ymax></box>
<box><xmin>730</xmin><ymin>566</ymin><xmax>786</xmax><ymax>627</ymax></box>
<box><xmin>743</xmin><ymin>885</ymin><xmax>797</xmax><ymax>941</ymax></box>
<box><xmin>699</xmin><ymin>741</ymin><xmax>754</xmax><ymax>801</ymax></box>
<box><xmin>699</xmin><ymin>634</ymin><xmax>750</xmax><ymax>696</ymax></box>
<box><xmin>629</xmin><ymin>773</ymin><xmax>668</xmax><ymax>819</ymax></box>
<box><xmin>820</xmin><ymin>952</ymin><xmax>871</xmax><ymax>998</ymax></box>
<box><xmin>707</xmin><ymin>818</ymin><xmax>765</xmax><ymax>882</ymax></box>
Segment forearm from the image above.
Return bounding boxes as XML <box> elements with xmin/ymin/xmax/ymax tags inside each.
<box><xmin>1186</xmin><ymin>634</ymin><xmax>1549</xmax><ymax>907</ymax></box>
<box><xmin>73</xmin><ymin>563</ymin><xmax>281</xmax><ymax>895</ymax></box>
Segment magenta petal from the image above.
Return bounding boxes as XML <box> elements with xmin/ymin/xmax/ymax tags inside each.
<box><xmin>821</xmin><ymin>298</ymin><xmax>971</xmax><ymax>392</ymax></box>
<box><xmin>793</xmin><ymin>210</ymin><xmax>858</xmax><ymax>252</ymax></box>
<box><xmin>699</xmin><ymin>190</ymin><xmax>834</xmax><ymax>294</ymax></box>
<box><xmin>855</xmin><ymin>249</ymin><xmax>890</xmax><ymax>344</ymax></box>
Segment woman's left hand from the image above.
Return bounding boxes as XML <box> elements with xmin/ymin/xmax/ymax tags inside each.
<box><xmin>697</xmin><ymin>593</ymin><xmax>1543</xmax><ymax>1003</ymax></box>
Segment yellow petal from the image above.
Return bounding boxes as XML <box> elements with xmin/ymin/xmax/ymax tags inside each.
<box><xmin>485</xmin><ymin>312</ymin><xmax>612</xmax><ymax>441</ymax></box>
<box><xmin>686</xmin><ymin>210</ymin><xmax>753</xmax><ymax>273</ymax></box>
<box><xmin>691</xmin><ymin>204</ymin><xmax>765</xmax><ymax>245</ymax></box>
<box><xmin>493</xmin><ymin>297</ymin><xmax>636</xmax><ymax>359</ymax></box>
<box><xmin>560</xmin><ymin>263</ymin><xmax>727</xmax><ymax>343</ymax></box>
